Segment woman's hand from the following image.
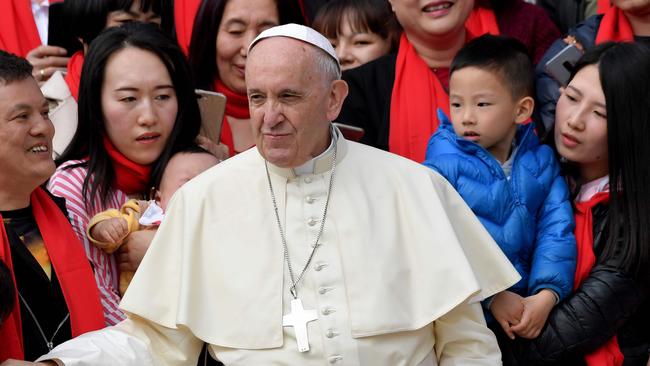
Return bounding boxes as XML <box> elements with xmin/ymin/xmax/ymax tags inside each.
<box><xmin>490</xmin><ymin>290</ymin><xmax>525</xmax><ymax>340</ymax></box>
<box><xmin>25</xmin><ymin>45</ymin><xmax>69</xmax><ymax>85</ymax></box>
<box><xmin>511</xmin><ymin>289</ymin><xmax>557</xmax><ymax>339</ymax></box>
<box><xmin>117</xmin><ymin>229</ymin><xmax>156</xmax><ymax>272</ymax></box>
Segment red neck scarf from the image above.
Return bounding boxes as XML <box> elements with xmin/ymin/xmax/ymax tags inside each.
<box><xmin>0</xmin><ymin>188</ymin><xmax>104</xmax><ymax>361</ymax></box>
<box><xmin>389</xmin><ymin>7</ymin><xmax>498</xmax><ymax>162</ymax></box>
<box><xmin>64</xmin><ymin>51</ymin><xmax>84</xmax><ymax>101</ymax></box>
<box><xmin>214</xmin><ymin>79</ymin><xmax>250</xmax><ymax>156</ymax></box>
<box><xmin>596</xmin><ymin>6</ymin><xmax>635</xmax><ymax>44</ymax></box>
<box><xmin>0</xmin><ymin>0</ymin><xmax>41</xmax><ymax>57</ymax></box>
<box><xmin>173</xmin><ymin>0</ymin><xmax>202</xmax><ymax>55</ymax></box>
<box><xmin>103</xmin><ymin>136</ymin><xmax>152</xmax><ymax>195</ymax></box>
<box><xmin>574</xmin><ymin>192</ymin><xmax>624</xmax><ymax>366</ymax></box>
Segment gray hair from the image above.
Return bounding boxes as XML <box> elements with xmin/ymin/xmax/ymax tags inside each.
<box><xmin>312</xmin><ymin>47</ymin><xmax>341</xmax><ymax>85</ymax></box>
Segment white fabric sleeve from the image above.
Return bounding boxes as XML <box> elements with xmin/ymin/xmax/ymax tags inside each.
<box><xmin>36</xmin><ymin>315</ymin><xmax>204</xmax><ymax>366</ymax></box>
<box><xmin>434</xmin><ymin>301</ymin><xmax>502</xmax><ymax>366</ymax></box>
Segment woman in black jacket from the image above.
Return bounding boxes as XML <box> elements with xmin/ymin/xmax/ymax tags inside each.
<box><xmin>497</xmin><ymin>42</ymin><xmax>650</xmax><ymax>366</ymax></box>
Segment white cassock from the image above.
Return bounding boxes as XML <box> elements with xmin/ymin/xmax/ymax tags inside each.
<box><xmin>39</xmin><ymin>128</ymin><xmax>520</xmax><ymax>366</ymax></box>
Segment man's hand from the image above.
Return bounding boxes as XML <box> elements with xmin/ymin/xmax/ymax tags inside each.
<box><xmin>511</xmin><ymin>289</ymin><xmax>556</xmax><ymax>339</ymax></box>
<box><xmin>25</xmin><ymin>45</ymin><xmax>69</xmax><ymax>84</ymax></box>
<box><xmin>117</xmin><ymin>229</ymin><xmax>156</xmax><ymax>272</ymax></box>
<box><xmin>490</xmin><ymin>290</ymin><xmax>524</xmax><ymax>340</ymax></box>
<box><xmin>90</xmin><ymin>217</ymin><xmax>129</xmax><ymax>247</ymax></box>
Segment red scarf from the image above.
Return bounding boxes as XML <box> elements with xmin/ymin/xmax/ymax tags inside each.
<box><xmin>0</xmin><ymin>188</ymin><xmax>104</xmax><ymax>361</ymax></box>
<box><xmin>173</xmin><ymin>0</ymin><xmax>202</xmax><ymax>55</ymax></box>
<box><xmin>389</xmin><ymin>7</ymin><xmax>498</xmax><ymax>162</ymax></box>
<box><xmin>214</xmin><ymin>79</ymin><xmax>250</xmax><ymax>156</ymax></box>
<box><xmin>103</xmin><ymin>136</ymin><xmax>152</xmax><ymax>195</ymax></box>
<box><xmin>595</xmin><ymin>6</ymin><xmax>635</xmax><ymax>44</ymax></box>
<box><xmin>574</xmin><ymin>192</ymin><xmax>624</xmax><ymax>366</ymax></box>
<box><xmin>0</xmin><ymin>0</ymin><xmax>41</xmax><ymax>57</ymax></box>
<box><xmin>64</xmin><ymin>51</ymin><xmax>84</xmax><ymax>101</ymax></box>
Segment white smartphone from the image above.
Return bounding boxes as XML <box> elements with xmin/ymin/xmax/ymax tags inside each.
<box><xmin>544</xmin><ymin>44</ymin><xmax>583</xmax><ymax>86</ymax></box>
<box><xmin>196</xmin><ymin>89</ymin><xmax>227</xmax><ymax>145</ymax></box>
<box><xmin>333</xmin><ymin>122</ymin><xmax>365</xmax><ymax>142</ymax></box>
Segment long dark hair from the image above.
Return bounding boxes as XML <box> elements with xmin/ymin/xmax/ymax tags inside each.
<box><xmin>568</xmin><ymin>42</ymin><xmax>650</xmax><ymax>278</ymax></box>
<box><xmin>187</xmin><ymin>0</ymin><xmax>304</xmax><ymax>90</ymax></box>
<box><xmin>57</xmin><ymin>23</ymin><xmax>201</xmax><ymax>210</ymax></box>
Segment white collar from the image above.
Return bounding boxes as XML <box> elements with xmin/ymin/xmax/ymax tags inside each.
<box><xmin>292</xmin><ymin>125</ymin><xmax>338</xmax><ymax>176</ymax></box>
<box><xmin>266</xmin><ymin>125</ymin><xmax>347</xmax><ymax>179</ymax></box>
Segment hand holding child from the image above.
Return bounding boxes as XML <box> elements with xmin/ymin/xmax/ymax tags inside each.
<box><xmin>90</xmin><ymin>217</ymin><xmax>129</xmax><ymax>249</ymax></box>
<box><xmin>490</xmin><ymin>290</ymin><xmax>525</xmax><ymax>340</ymax></box>
<box><xmin>511</xmin><ymin>289</ymin><xmax>556</xmax><ymax>339</ymax></box>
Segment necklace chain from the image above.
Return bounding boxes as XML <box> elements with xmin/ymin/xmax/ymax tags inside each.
<box><xmin>18</xmin><ymin>291</ymin><xmax>70</xmax><ymax>351</ymax></box>
<box><xmin>265</xmin><ymin>146</ymin><xmax>337</xmax><ymax>299</ymax></box>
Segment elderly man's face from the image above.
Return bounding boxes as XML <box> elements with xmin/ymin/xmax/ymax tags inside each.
<box><xmin>0</xmin><ymin>78</ymin><xmax>55</xmax><ymax>191</ymax></box>
<box><xmin>246</xmin><ymin>37</ymin><xmax>348</xmax><ymax>168</ymax></box>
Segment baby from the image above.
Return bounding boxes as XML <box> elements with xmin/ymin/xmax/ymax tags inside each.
<box><xmin>86</xmin><ymin>148</ymin><xmax>219</xmax><ymax>295</ymax></box>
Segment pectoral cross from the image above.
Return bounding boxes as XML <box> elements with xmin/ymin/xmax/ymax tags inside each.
<box><xmin>282</xmin><ymin>298</ymin><xmax>318</xmax><ymax>352</ymax></box>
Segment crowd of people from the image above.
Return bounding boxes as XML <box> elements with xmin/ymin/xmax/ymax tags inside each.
<box><xmin>0</xmin><ymin>0</ymin><xmax>649</xmax><ymax>365</ymax></box>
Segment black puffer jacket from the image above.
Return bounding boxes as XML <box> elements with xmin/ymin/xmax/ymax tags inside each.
<box><xmin>498</xmin><ymin>204</ymin><xmax>650</xmax><ymax>366</ymax></box>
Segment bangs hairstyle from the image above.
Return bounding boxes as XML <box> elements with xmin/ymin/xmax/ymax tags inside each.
<box><xmin>188</xmin><ymin>0</ymin><xmax>305</xmax><ymax>91</ymax></box>
<box><xmin>57</xmin><ymin>22</ymin><xmax>201</xmax><ymax>210</ymax></box>
<box><xmin>63</xmin><ymin>0</ymin><xmax>168</xmax><ymax>45</ymax></box>
<box><xmin>576</xmin><ymin>42</ymin><xmax>650</xmax><ymax>279</ymax></box>
<box><xmin>312</xmin><ymin>0</ymin><xmax>399</xmax><ymax>51</ymax></box>
<box><xmin>451</xmin><ymin>34</ymin><xmax>534</xmax><ymax>100</ymax></box>
<box><xmin>0</xmin><ymin>50</ymin><xmax>33</xmax><ymax>85</ymax></box>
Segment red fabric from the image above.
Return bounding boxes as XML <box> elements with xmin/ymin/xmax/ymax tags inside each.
<box><xmin>598</xmin><ymin>0</ymin><xmax>613</xmax><ymax>15</ymax></box>
<box><xmin>0</xmin><ymin>0</ymin><xmax>41</xmax><ymax>57</ymax></box>
<box><xmin>389</xmin><ymin>8</ymin><xmax>498</xmax><ymax>162</ymax></box>
<box><xmin>174</xmin><ymin>0</ymin><xmax>202</xmax><ymax>55</ymax></box>
<box><xmin>64</xmin><ymin>51</ymin><xmax>84</xmax><ymax>101</ymax></box>
<box><xmin>0</xmin><ymin>222</ymin><xmax>23</xmax><ymax>360</ymax></box>
<box><xmin>214</xmin><ymin>79</ymin><xmax>250</xmax><ymax>156</ymax></box>
<box><xmin>595</xmin><ymin>7</ymin><xmax>635</xmax><ymax>44</ymax></box>
<box><xmin>574</xmin><ymin>192</ymin><xmax>624</xmax><ymax>366</ymax></box>
<box><xmin>0</xmin><ymin>188</ymin><xmax>104</xmax><ymax>361</ymax></box>
<box><xmin>103</xmin><ymin>136</ymin><xmax>152</xmax><ymax>195</ymax></box>
<box><xmin>465</xmin><ymin>6</ymin><xmax>500</xmax><ymax>37</ymax></box>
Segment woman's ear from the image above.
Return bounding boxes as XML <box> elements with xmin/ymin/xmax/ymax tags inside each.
<box><xmin>514</xmin><ymin>96</ymin><xmax>535</xmax><ymax>125</ymax></box>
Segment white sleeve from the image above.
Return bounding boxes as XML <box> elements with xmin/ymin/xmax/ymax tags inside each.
<box><xmin>434</xmin><ymin>301</ymin><xmax>502</xmax><ymax>366</ymax></box>
<box><xmin>37</xmin><ymin>315</ymin><xmax>204</xmax><ymax>366</ymax></box>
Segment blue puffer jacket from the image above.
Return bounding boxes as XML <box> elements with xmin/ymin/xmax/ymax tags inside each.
<box><xmin>423</xmin><ymin>113</ymin><xmax>576</xmax><ymax>299</ymax></box>
<box><xmin>535</xmin><ymin>15</ymin><xmax>601</xmax><ymax>139</ymax></box>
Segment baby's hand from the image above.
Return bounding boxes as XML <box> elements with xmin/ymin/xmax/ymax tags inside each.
<box><xmin>511</xmin><ymin>289</ymin><xmax>556</xmax><ymax>339</ymax></box>
<box><xmin>90</xmin><ymin>217</ymin><xmax>129</xmax><ymax>247</ymax></box>
<box><xmin>490</xmin><ymin>290</ymin><xmax>525</xmax><ymax>340</ymax></box>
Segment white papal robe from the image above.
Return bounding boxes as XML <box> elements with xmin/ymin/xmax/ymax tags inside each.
<box><xmin>39</xmin><ymin>128</ymin><xmax>520</xmax><ymax>365</ymax></box>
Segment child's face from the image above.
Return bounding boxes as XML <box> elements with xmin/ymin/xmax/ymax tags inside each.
<box><xmin>449</xmin><ymin>67</ymin><xmax>530</xmax><ymax>163</ymax></box>
<box><xmin>554</xmin><ymin>64</ymin><xmax>608</xmax><ymax>181</ymax></box>
<box><xmin>158</xmin><ymin>152</ymin><xmax>219</xmax><ymax>211</ymax></box>
<box><xmin>329</xmin><ymin>17</ymin><xmax>391</xmax><ymax>71</ymax></box>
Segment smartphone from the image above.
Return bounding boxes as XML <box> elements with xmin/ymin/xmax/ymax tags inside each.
<box><xmin>47</xmin><ymin>2</ymin><xmax>82</xmax><ymax>56</ymax></box>
<box><xmin>544</xmin><ymin>44</ymin><xmax>583</xmax><ymax>86</ymax></box>
<box><xmin>196</xmin><ymin>89</ymin><xmax>227</xmax><ymax>145</ymax></box>
<box><xmin>333</xmin><ymin>122</ymin><xmax>364</xmax><ymax>142</ymax></box>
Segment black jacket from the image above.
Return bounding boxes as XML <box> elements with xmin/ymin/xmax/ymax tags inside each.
<box><xmin>499</xmin><ymin>204</ymin><xmax>650</xmax><ymax>365</ymax></box>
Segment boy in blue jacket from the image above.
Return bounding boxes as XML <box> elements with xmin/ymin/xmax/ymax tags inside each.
<box><xmin>423</xmin><ymin>35</ymin><xmax>576</xmax><ymax>342</ymax></box>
